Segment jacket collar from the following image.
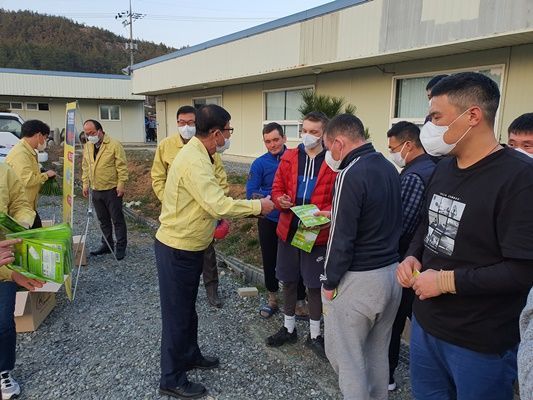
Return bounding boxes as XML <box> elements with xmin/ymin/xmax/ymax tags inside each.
<box><xmin>189</xmin><ymin>135</ymin><xmax>213</xmax><ymax>162</ymax></box>
<box><xmin>339</xmin><ymin>142</ymin><xmax>375</xmax><ymax>169</ymax></box>
<box><xmin>21</xmin><ymin>138</ymin><xmax>37</xmax><ymax>156</ymax></box>
<box><xmin>403</xmin><ymin>153</ymin><xmax>433</xmax><ymax>169</ymax></box>
<box><xmin>267</xmin><ymin>145</ymin><xmax>286</xmax><ymax>161</ymax></box>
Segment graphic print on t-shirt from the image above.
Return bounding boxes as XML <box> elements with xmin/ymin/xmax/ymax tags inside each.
<box><xmin>424</xmin><ymin>193</ymin><xmax>466</xmax><ymax>256</ymax></box>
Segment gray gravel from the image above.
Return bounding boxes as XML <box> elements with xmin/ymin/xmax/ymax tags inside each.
<box><xmin>14</xmin><ymin>195</ymin><xmax>413</xmax><ymax>399</ymax></box>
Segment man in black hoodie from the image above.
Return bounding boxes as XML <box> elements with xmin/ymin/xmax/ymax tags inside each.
<box><xmin>320</xmin><ymin>114</ymin><xmax>402</xmax><ymax>399</ymax></box>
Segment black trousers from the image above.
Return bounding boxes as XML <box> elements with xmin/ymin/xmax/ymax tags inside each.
<box><xmin>92</xmin><ymin>188</ymin><xmax>127</xmax><ymax>251</ymax></box>
<box><xmin>0</xmin><ymin>281</ymin><xmax>16</xmax><ymax>373</ymax></box>
<box><xmin>155</xmin><ymin>239</ymin><xmax>204</xmax><ymax>388</ymax></box>
<box><xmin>31</xmin><ymin>211</ymin><xmax>42</xmax><ymax>229</ymax></box>
<box><xmin>257</xmin><ymin>218</ymin><xmax>306</xmax><ymax>300</ymax></box>
<box><xmin>202</xmin><ymin>242</ymin><xmax>218</xmax><ymax>288</ymax></box>
<box><xmin>388</xmin><ymin>287</ymin><xmax>415</xmax><ymax>379</ymax></box>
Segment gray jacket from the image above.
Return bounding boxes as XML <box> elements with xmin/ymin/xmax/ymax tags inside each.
<box><xmin>519</xmin><ymin>288</ymin><xmax>533</xmax><ymax>400</ymax></box>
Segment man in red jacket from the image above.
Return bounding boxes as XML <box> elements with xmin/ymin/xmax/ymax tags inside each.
<box><xmin>265</xmin><ymin>111</ymin><xmax>337</xmax><ymax>359</ymax></box>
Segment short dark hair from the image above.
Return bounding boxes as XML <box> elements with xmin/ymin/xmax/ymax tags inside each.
<box><xmin>325</xmin><ymin>113</ymin><xmax>365</xmax><ymax>142</ymax></box>
<box><xmin>21</xmin><ymin>120</ymin><xmax>50</xmax><ymax>138</ymax></box>
<box><xmin>387</xmin><ymin>121</ymin><xmax>422</xmax><ymax>147</ymax></box>
<box><xmin>508</xmin><ymin>113</ymin><xmax>533</xmax><ymax>135</ymax></box>
<box><xmin>303</xmin><ymin>111</ymin><xmax>329</xmax><ymax>129</ymax></box>
<box><xmin>83</xmin><ymin>119</ymin><xmax>103</xmax><ymax>131</ymax></box>
<box><xmin>430</xmin><ymin>72</ymin><xmax>500</xmax><ymax>126</ymax></box>
<box><xmin>426</xmin><ymin>74</ymin><xmax>448</xmax><ymax>91</ymax></box>
<box><xmin>176</xmin><ymin>105</ymin><xmax>196</xmax><ymax>119</ymax></box>
<box><xmin>195</xmin><ymin>104</ymin><xmax>231</xmax><ymax>137</ymax></box>
<box><xmin>262</xmin><ymin>122</ymin><xmax>284</xmax><ymax>137</ymax></box>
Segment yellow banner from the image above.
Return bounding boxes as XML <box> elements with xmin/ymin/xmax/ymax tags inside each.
<box><xmin>62</xmin><ymin>102</ymin><xmax>76</xmax><ymax>226</ymax></box>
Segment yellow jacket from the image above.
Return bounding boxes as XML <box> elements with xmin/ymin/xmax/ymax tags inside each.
<box><xmin>82</xmin><ymin>134</ymin><xmax>128</xmax><ymax>191</ymax></box>
<box><xmin>5</xmin><ymin>139</ymin><xmax>48</xmax><ymax>210</ymax></box>
<box><xmin>0</xmin><ymin>163</ymin><xmax>36</xmax><ymax>228</ymax></box>
<box><xmin>156</xmin><ymin>136</ymin><xmax>261</xmax><ymax>251</ymax></box>
<box><xmin>0</xmin><ymin>162</ymin><xmax>37</xmax><ymax>281</ymax></box>
<box><xmin>151</xmin><ymin>133</ymin><xmax>229</xmax><ymax>201</ymax></box>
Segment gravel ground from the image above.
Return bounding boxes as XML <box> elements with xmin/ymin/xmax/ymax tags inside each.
<box><xmin>13</xmin><ymin>195</ymin><xmax>413</xmax><ymax>400</ymax></box>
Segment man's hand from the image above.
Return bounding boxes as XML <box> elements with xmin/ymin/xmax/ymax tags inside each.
<box><xmin>46</xmin><ymin>170</ymin><xmax>56</xmax><ymax>178</ymax></box>
<box><xmin>0</xmin><ymin>239</ymin><xmax>20</xmax><ymax>267</ymax></box>
<box><xmin>82</xmin><ymin>187</ymin><xmax>89</xmax><ymax>198</ymax></box>
<box><xmin>314</xmin><ymin>210</ymin><xmax>331</xmax><ymax>219</ymax></box>
<box><xmin>322</xmin><ymin>287</ymin><xmax>336</xmax><ymax>301</ymax></box>
<box><xmin>396</xmin><ymin>256</ymin><xmax>422</xmax><ymax>288</ymax></box>
<box><xmin>11</xmin><ymin>271</ymin><xmax>44</xmax><ymax>291</ymax></box>
<box><xmin>260</xmin><ymin>195</ymin><xmax>275</xmax><ymax>215</ymax></box>
<box><xmin>412</xmin><ymin>269</ymin><xmax>442</xmax><ymax>300</ymax></box>
<box><xmin>277</xmin><ymin>194</ymin><xmax>293</xmax><ymax>209</ymax></box>
<box><xmin>116</xmin><ymin>187</ymin><xmax>125</xmax><ymax>197</ymax></box>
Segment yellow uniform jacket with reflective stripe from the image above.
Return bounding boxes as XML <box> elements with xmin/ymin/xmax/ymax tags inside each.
<box><xmin>151</xmin><ymin>133</ymin><xmax>228</xmax><ymax>201</ymax></box>
<box><xmin>5</xmin><ymin>139</ymin><xmax>48</xmax><ymax>210</ymax></box>
<box><xmin>82</xmin><ymin>134</ymin><xmax>128</xmax><ymax>191</ymax></box>
<box><xmin>0</xmin><ymin>163</ymin><xmax>37</xmax><ymax>281</ymax></box>
<box><xmin>156</xmin><ymin>136</ymin><xmax>261</xmax><ymax>251</ymax></box>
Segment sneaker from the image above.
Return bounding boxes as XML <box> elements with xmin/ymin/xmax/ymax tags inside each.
<box><xmin>305</xmin><ymin>334</ymin><xmax>327</xmax><ymax>359</ymax></box>
<box><xmin>1</xmin><ymin>371</ymin><xmax>21</xmax><ymax>399</ymax></box>
<box><xmin>266</xmin><ymin>326</ymin><xmax>297</xmax><ymax>347</ymax></box>
<box><xmin>295</xmin><ymin>300</ymin><xmax>309</xmax><ymax>321</ymax></box>
<box><xmin>388</xmin><ymin>377</ymin><xmax>397</xmax><ymax>391</ymax></box>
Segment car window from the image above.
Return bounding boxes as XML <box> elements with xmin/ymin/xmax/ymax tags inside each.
<box><xmin>0</xmin><ymin>118</ymin><xmax>22</xmax><ymax>138</ymax></box>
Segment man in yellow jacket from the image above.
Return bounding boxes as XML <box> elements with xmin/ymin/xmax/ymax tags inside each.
<box><xmin>1</xmin><ymin>163</ymin><xmax>44</xmax><ymax>400</ymax></box>
<box><xmin>151</xmin><ymin>105</ymin><xmax>228</xmax><ymax>307</ymax></box>
<box><xmin>82</xmin><ymin>119</ymin><xmax>129</xmax><ymax>260</ymax></box>
<box><xmin>5</xmin><ymin>120</ymin><xmax>56</xmax><ymax>229</ymax></box>
<box><xmin>155</xmin><ymin>104</ymin><xmax>274</xmax><ymax>399</ymax></box>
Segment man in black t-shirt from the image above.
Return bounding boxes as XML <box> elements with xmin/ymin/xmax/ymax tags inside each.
<box><xmin>397</xmin><ymin>72</ymin><xmax>533</xmax><ymax>399</ymax></box>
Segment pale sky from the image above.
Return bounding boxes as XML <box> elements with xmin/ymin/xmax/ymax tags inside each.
<box><xmin>1</xmin><ymin>0</ymin><xmax>334</xmax><ymax>49</ymax></box>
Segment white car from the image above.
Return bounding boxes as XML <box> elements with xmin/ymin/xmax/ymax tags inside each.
<box><xmin>0</xmin><ymin>112</ymin><xmax>48</xmax><ymax>163</ymax></box>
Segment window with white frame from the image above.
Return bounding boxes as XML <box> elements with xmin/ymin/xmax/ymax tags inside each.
<box><xmin>264</xmin><ymin>87</ymin><xmax>310</xmax><ymax>139</ymax></box>
<box><xmin>391</xmin><ymin>66</ymin><xmax>504</xmax><ymax>128</ymax></box>
<box><xmin>0</xmin><ymin>101</ymin><xmax>22</xmax><ymax>111</ymax></box>
<box><xmin>25</xmin><ymin>102</ymin><xmax>49</xmax><ymax>111</ymax></box>
<box><xmin>99</xmin><ymin>105</ymin><xmax>121</xmax><ymax>121</ymax></box>
<box><xmin>193</xmin><ymin>96</ymin><xmax>221</xmax><ymax>109</ymax></box>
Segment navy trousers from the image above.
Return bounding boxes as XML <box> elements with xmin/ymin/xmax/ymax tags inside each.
<box><xmin>154</xmin><ymin>239</ymin><xmax>204</xmax><ymax>389</ymax></box>
<box><xmin>0</xmin><ymin>281</ymin><xmax>17</xmax><ymax>372</ymax></box>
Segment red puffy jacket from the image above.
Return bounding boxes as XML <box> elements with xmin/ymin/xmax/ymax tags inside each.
<box><xmin>271</xmin><ymin>147</ymin><xmax>337</xmax><ymax>245</ymax></box>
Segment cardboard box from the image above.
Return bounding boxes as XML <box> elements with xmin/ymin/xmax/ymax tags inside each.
<box><xmin>14</xmin><ymin>291</ymin><xmax>56</xmax><ymax>333</ymax></box>
<box><xmin>73</xmin><ymin>235</ymin><xmax>87</xmax><ymax>266</ymax></box>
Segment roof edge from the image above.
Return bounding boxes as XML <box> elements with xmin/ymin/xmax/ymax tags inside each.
<box><xmin>132</xmin><ymin>0</ymin><xmax>369</xmax><ymax>71</ymax></box>
<box><xmin>0</xmin><ymin>67</ymin><xmax>131</xmax><ymax>80</ymax></box>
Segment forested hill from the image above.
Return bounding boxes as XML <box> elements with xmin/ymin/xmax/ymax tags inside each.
<box><xmin>0</xmin><ymin>9</ymin><xmax>177</xmax><ymax>74</ymax></box>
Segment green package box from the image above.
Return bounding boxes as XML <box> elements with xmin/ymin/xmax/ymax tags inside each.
<box><xmin>6</xmin><ymin>223</ymin><xmax>73</xmax><ymax>284</ymax></box>
<box><xmin>291</xmin><ymin>226</ymin><xmax>320</xmax><ymax>253</ymax></box>
<box><xmin>290</xmin><ymin>204</ymin><xmax>330</xmax><ymax>228</ymax></box>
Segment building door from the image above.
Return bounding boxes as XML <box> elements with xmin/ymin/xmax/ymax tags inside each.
<box><xmin>156</xmin><ymin>99</ymin><xmax>167</xmax><ymax>141</ymax></box>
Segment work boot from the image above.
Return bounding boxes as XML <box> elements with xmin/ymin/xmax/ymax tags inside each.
<box><xmin>115</xmin><ymin>248</ymin><xmax>126</xmax><ymax>261</ymax></box>
<box><xmin>206</xmin><ymin>284</ymin><xmax>222</xmax><ymax>308</ymax></box>
<box><xmin>266</xmin><ymin>326</ymin><xmax>298</xmax><ymax>347</ymax></box>
<box><xmin>90</xmin><ymin>244</ymin><xmax>113</xmax><ymax>256</ymax></box>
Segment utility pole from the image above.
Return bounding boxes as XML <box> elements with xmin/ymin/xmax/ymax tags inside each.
<box><xmin>115</xmin><ymin>0</ymin><xmax>145</xmax><ymax>75</ymax></box>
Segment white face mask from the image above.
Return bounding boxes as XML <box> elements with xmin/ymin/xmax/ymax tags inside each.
<box><xmin>87</xmin><ymin>135</ymin><xmax>100</xmax><ymax>145</ymax></box>
<box><xmin>325</xmin><ymin>149</ymin><xmax>342</xmax><ymax>172</ymax></box>
<box><xmin>37</xmin><ymin>140</ymin><xmax>47</xmax><ymax>152</ymax></box>
<box><xmin>420</xmin><ymin>109</ymin><xmax>472</xmax><ymax>157</ymax></box>
<box><xmin>178</xmin><ymin>125</ymin><xmax>196</xmax><ymax>140</ymax></box>
<box><xmin>216</xmin><ymin>137</ymin><xmax>231</xmax><ymax>153</ymax></box>
<box><xmin>514</xmin><ymin>147</ymin><xmax>533</xmax><ymax>158</ymax></box>
<box><xmin>301</xmin><ymin>133</ymin><xmax>321</xmax><ymax>149</ymax></box>
<box><xmin>389</xmin><ymin>142</ymin><xmax>409</xmax><ymax>168</ymax></box>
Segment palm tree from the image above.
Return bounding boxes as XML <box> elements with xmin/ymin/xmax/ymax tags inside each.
<box><xmin>298</xmin><ymin>90</ymin><xmax>369</xmax><ymax>139</ymax></box>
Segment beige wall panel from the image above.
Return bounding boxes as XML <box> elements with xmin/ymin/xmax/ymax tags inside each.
<box><xmin>300</xmin><ymin>13</ymin><xmax>339</xmax><ymax>65</ymax></box>
<box><xmin>133</xmin><ymin>25</ymin><xmax>301</xmax><ymax>94</ymax></box>
<box><xmin>0</xmin><ymin>73</ymin><xmax>142</xmax><ymax>100</ymax></box>
<box><xmin>337</xmin><ymin>0</ymin><xmax>382</xmax><ymax>60</ymax></box>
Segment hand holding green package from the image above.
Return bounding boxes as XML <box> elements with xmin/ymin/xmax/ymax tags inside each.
<box><xmin>290</xmin><ymin>204</ymin><xmax>330</xmax><ymax>227</ymax></box>
<box><xmin>5</xmin><ymin>222</ymin><xmax>73</xmax><ymax>284</ymax></box>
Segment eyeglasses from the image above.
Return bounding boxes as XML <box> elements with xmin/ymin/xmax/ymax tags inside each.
<box><xmin>178</xmin><ymin>120</ymin><xmax>195</xmax><ymax>127</ymax></box>
<box><xmin>389</xmin><ymin>141</ymin><xmax>408</xmax><ymax>152</ymax></box>
<box><xmin>220</xmin><ymin>128</ymin><xmax>234</xmax><ymax>135</ymax></box>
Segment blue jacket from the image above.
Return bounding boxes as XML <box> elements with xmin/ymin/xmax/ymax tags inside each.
<box><xmin>246</xmin><ymin>147</ymin><xmax>285</xmax><ymax>222</ymax></box>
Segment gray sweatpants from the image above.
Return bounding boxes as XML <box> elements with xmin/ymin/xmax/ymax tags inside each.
<box><xmin>323</xmin><ymin>263</ymin><xmax>401</xmax><ymax>400</ymax></box>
